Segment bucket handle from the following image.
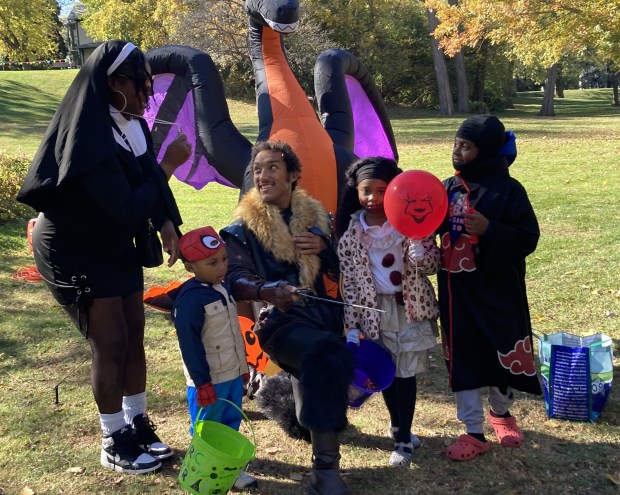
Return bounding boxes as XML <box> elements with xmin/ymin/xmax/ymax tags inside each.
<box><xmin>195</xmin><ymin>398</ymin><xmax>256</xmax><ymax>449</ymax></box>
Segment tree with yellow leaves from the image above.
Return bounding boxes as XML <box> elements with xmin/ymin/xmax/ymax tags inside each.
<box><xmin>0</xmin><ymin>0</ymin><xmax>62</xmax><ymax>62</ymax></box>
<box><xmin>424</xmin><ymin>0</ymin><xmax>620</xmax><ymax>115</ymax></box>
<box><xmin>80</xmin><ymin>0</ymin><xmax>188</xmax><ymax>51</ymax></box>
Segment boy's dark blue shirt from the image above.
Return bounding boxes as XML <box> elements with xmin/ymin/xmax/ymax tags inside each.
<box><xmin>171</xmin><ymin>277</ymin><xmax>231</xmax><ymax>387</ymax></box>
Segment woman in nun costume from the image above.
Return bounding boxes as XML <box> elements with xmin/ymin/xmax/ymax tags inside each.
<box><xmin>17</xmin><ymin>40</ymin><xmax>190</xmax><ymax>474</ymax></box>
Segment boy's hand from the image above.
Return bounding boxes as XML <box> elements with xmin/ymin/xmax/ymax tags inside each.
<box><xmin>464</xmin><ymin>209</ymin><xmax>489</xmax><ymax>237</ymax></box>
<box><xmin>197</xmin><ymin>382</ymin><xmax>216</xmax><ymax>407</ymax></box>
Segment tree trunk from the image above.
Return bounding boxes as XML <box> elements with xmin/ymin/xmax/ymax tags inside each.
<box><xmin>611</xmin><ymin>70</ymin><xmax>619</xmax><ymax>106</ymax></box>
<box><xmin>448</xmin><ymin>0</ymin><xmax>469</xmax><ymax>113</ymax></box>
<box><xmin>539</xmin><ymin>64</ymin><xmax>558</xmax><ymax>116</ymax></box>
<box><xmin>454</xmin><ymin>51</ymin><xmax>469</xmax><ymax>113</ymax></box>
<box><xmin>555</xmin><ymin>63</ymin><xmax>565</xmax><ymax>98</ymax></box>
<box><xmin>426</xmin><ymin>7</ymin><xmax>454</xmax><ymax>116</ymax></box>
<box><xmin>502</xmin><ymin>59</ymin><xmax>515</xmax><ymax>109</ymax></box>
<box><xmin>472</xmin><ymin>42</ymin><xmax>488</xmax><ymax>113</ymax></box>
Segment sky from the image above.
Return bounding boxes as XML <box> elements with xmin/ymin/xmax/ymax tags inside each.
<box><xmin>58</xmin><ymin>0</ymin><xmax>76</xmax><ymax>18</ymax></box>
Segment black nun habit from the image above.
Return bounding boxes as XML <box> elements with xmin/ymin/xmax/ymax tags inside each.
<box><xmin>17</xmin><ymin>40</ymin><xmax>182</xmax><ymax>307</ymax></box>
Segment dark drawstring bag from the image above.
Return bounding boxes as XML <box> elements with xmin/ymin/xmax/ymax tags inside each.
<box><xmin>135</xmin><ymin>218</ymin><xmax>164</xmax><ymax>268</ymax></box>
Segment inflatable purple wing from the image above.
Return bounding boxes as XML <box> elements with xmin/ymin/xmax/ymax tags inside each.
<box><xmin>145</xmin><ymin>45</ymin><xmax>251</xmax><ymax>190</ymax></box>
<box><xmin>314</xmin><ymin>48</ymin><xmax>397</xmax><ymax>162</ymax></box>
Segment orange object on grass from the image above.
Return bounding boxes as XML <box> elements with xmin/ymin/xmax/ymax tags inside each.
<box><xmin>239</xmin><ymin>316</ymin><xmax>270</xmax><ymax>373</ymax></box>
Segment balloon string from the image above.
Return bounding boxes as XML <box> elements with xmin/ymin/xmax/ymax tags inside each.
<box><xmin>414</xmin><ymin>261</ymin><xmax>420</xmax><ymax>323</ymax></box>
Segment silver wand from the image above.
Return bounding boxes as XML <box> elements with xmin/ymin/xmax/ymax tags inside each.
<box><xmin>295</xmin><ymin>292</ymin><xmax>386</xmax><ymax>313</ymax></box>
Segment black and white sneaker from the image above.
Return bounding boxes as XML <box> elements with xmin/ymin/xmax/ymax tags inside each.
<box><xmin>132</xmin><ymin>413</ymin><xmax>174</xmax><ymax>460</ymax></box>
<box><xmin>101</xmin><ymin>425</ymin><xmax>161</xmax><ymax>474</ymax></box>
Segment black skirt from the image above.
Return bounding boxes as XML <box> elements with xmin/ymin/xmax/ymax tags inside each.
<box><xmin>32</xmin><ymin>212</ymin><xmax>143</xmax><ymax>306</ymax></box>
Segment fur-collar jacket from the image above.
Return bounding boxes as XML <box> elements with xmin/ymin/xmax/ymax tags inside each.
<box><xmin>338</xmin><ymin>213</ymin><xmax>441</xmax><ymax>339</ymax></box>
<box><xmin>225</xmin><ymin>187</ymin><xmax>336</xmax><ymax>291</ymax></box>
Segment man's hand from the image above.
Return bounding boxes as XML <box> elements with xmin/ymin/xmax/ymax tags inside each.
<box><xmin>294</xmin><ymin>231</ymin><xmax>326</xmax><ymax>255</ymax></box>
<box><xmin>259</xmin><ymin>281</ymin><xmax>299</xmax><ymax>311</ymax></box>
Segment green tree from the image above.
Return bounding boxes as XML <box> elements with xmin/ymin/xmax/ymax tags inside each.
<box><xmin>308</xmin><ymin>0</ymin><xmax>435</xmax><ymax>106</ymax></box>
<box><xmin>80</xmin><ymin>0</ymin><xmax>188</xmax><ymax>50</ymax></box>
<box><xmin>0</xmin><ymin>0</ymin><xmax>61</xmax><ymax>61</ymax></box>
<box><xmin>425</xmin><ymin>0</ymin><xmax>620</xmax><ymax>115</ymax></box>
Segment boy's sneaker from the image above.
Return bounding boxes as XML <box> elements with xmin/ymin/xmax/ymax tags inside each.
<box><xmin>101</xmin><ymin>425</ymin><xmax>161</xmax><ymax>474</ymax></box>
<box><xmin>132</xmin><ymin>413</ymin><xmax>174</xmax><ymax>460</ymax></box>
<box><xmin>233</xmin><ymin>471</ymin><xmax>258</xmax><ymax>489</ymax></box>
<box><xmin>387</xmin><ymin>426</ymin><xmax>422</xmax><ymax>448</ymax></box>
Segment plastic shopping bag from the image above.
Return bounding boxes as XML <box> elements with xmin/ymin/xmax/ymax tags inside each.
<box><xmin>537</xmin><ymin>332</ymin><xmax>613</xmax><ymax>422</ymax></box>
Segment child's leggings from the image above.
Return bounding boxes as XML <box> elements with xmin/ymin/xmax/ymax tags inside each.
<box><xmin>186</xmin><ymin>376</ymin><xmax>243</xmax><ymax>436</ymax></box>
<box><xmin>455</xmin><ymin>387</ymin><xmax>514</xmax><ymax>434</ymax></box>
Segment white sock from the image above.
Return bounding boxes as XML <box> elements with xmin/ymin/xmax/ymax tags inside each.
<box><xmin>122</xmin><ymin>391</ymin><xmax>147</xmax><ymax>425</ymax></box>
<box><xmin>100</xmin><ymin>411</ymin><xmax>128</xmax><ymax>437</ymax></box>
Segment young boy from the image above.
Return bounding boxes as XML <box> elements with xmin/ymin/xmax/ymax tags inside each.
<box><xmin>437</xmin><ymin>115</ymin><xmax>541</xmax><ymax>461</ymax></box>
<box><xmin>172</xmin><ymin>226</ymin><xmax>256</xmax><ymax>488</ymax></box>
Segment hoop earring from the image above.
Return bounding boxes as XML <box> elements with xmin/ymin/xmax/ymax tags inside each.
<box><xmin>112</xmin><ymin>90</ymin><xmax>127</xmax><ymax>113</ymax></box>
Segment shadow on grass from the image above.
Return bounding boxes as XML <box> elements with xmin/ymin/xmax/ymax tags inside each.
<box><xmin>0</xmin><ymin>80</ymin><xmax>62</xmax><ymax>124</ymax></box>
<box><xmin>152</xmin><ymin>433</ymin><xmax>620</xmax><ymax>495</ymax></box>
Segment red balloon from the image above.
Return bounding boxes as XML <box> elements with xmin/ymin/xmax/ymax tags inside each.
<box><xmin>384</xmin><ymin>170</ymin><xmax>448</xmax><ymax>239</ymax></box>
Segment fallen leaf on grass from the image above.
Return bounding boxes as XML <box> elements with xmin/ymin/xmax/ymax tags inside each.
<box><xmin>65</xmin><ymin>466</ymin><xmax>85</xmax><ymax>474</ymax></box>
<box><xmin>289</xmin><ymin>472</ymin><xmax>303</xmax><ymax>481</ymax></box>
<box><xmin>264</xmin><ymin>447</ymin><xmax>280</xmax><ymax>454</ymax></box>
<box><xmin>19</xmin><ymin>488</ymin><xmax>35</xmax><ymax>495</ymax></box>
<box><xmin>113</xmin><ymin>476</ymin><xmax>124</xmax><ymax>485</ymax></box>
<box><xmin>608</xmin><ymin>472</ymin><xmax>620</xmax><ymax>485</ymax></box>
<box><xmin>153</xmin><ymin>385</ymin><xmax>167</xmax><ymax>396</ymax></box>
<box><xmin>438</xmin><ymin>418</ymin><xmax>449</xmax><ymax>427</ymax></box>
<box><xmin>543</xmin><ymin>420</ymin><xmax>561</xmax><ymax>429</ymax></box>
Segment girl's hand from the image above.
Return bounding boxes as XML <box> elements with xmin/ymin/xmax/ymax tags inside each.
<box><xmin>407</xmin><ymin>240</ymin><xmax>425</xmax><ymax>260</ymax></box>
<box><xmin>463</xmin><ymin>209</ymin><xmax>489</xmax><ymax>236</ymax></box>
<box><xmin>160</xmin><ymin>220</ymin><xmax>179</xmax><ymax>267</ymax></box>
<box><xmin>160</xmin><ymin>132</ymin><xmax>191</xmax><ymax>179</ymax></box>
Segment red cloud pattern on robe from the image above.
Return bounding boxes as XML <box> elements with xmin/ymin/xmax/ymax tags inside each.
<box><xmin>440</xmin><ymin>232</ymin><xmax>476</xmax><ymax>273</ymax></box>
<box><xmin>498</xmin><ymin>336</ymin><xmax>537</xmax><ymax>376</ymax></box>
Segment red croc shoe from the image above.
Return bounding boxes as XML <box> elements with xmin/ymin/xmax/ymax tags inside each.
<box><xmin>487</xmin><ymin>412</ymin><xmax>524</xmax><ymax>447</ymax></box>
<box><xmin>445</xmin><ymin>434</ymin><xmax>491</xmax><ymax>461</ymax></box>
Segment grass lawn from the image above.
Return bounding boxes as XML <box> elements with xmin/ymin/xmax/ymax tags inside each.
<box><xmin>0</xmin><ymin>70</ymin><xmax>619</xmax><ymax>495</ymax></box>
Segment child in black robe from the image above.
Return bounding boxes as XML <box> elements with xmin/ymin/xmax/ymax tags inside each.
<box><xmin>437</xmin><ymin>114</ymin><xmax>541</xmax><ymax>461</ymax></box>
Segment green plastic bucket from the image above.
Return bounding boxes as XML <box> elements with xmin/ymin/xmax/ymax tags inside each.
<box><xmin>178</xmin><ymin>399</ymin><xmax>255</xmax><ymax>495</ymax></box>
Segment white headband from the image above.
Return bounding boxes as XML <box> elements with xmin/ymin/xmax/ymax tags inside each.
<box><xmin>106</xmin><ymin>42</ymin><xmax>137</xmax><ymax>76</ymax></box>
